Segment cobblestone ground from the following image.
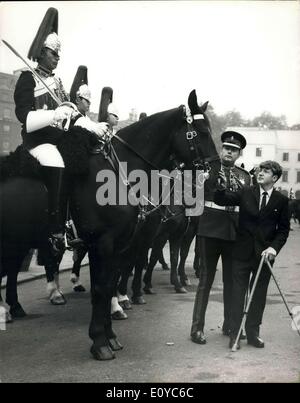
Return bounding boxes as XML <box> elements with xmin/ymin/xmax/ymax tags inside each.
<box><xmin>0</xmin><ymin>222</ymin><xmax>299</xmax><ymax>383</ymax></box>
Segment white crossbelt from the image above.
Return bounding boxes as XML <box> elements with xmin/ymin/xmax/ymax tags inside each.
<box><xmin>204</xmin><ymin>201</ymin><xmax>239</xmax><ymax>212</ymax></box>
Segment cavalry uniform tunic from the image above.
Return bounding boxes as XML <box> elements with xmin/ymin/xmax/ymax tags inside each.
<box><xmin>14</xmin><ymin>66</ymin><xmax>69</xmax><ymax>150</ymax></box>
<box><xmin>191</xmin><ymin>163</ymin><xmax>251</xmax><ymax>335</ymax></box>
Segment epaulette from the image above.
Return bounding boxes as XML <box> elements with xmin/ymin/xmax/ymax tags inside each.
<box><xmin>235</xmin><ymin>165</ymin><xmax>251</xmax><ymax>176</ymax></box>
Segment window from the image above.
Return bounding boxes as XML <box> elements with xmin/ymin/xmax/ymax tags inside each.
<box><xmin>2</xmin><ymin>141</ymin><xmax>10</xmax><ymax>151</ymax></box>
<box><xmin>3</xmin><ymin>109</ymin><xmax>11</xmax><ymax>119</ymax></box>
<box><xmin>298</xmin><ymin>153</ymin><xmax>300</xmax><ymax>162</ymax></box>
<box><xmin>282</xmin><ymin>171</ymin><xmax>288</xmax><ymax>182</ymax></box>
<box><xmin>3</xmin><ymin>125</ymin><xmax>10</xmax><ymax>132</ymax></box>
<box><xmin>256</xmin><ymin>148</ymin><xmax>262</xmax><ymax>157</ymax></box>
<box><xmin>297</xmin><ymin>171</ymin><xmax>300</xmax><ymax>183</ymax></box>
<box><xmin>283</xmin><ymin>152</ymin><xmax>289</xmax><ymax>162</ymax></box>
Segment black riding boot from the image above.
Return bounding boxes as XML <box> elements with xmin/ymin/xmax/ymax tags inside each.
<box><xmin>41</xmin><ymin>167</ymin><xmax>68</xmax><ymax>255</ymax></box>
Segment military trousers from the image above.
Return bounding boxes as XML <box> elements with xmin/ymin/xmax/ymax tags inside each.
<box><xmin>191</xmin><ymin>236</ymin><xmax>234</xmax><ymax>335</ymax></box>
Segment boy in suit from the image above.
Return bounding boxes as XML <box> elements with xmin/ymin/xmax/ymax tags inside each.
<box><xmin>214</xmin><ymin>160</ymin><xmax>290</xmax><ymax>349</ymax></box>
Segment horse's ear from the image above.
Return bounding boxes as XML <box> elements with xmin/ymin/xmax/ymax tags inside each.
<box><xmin>200</xmin><ymin>101</ymin><xmax>209</xmax><ymax>113</ymax></box>
<box><xmin>188</xmin><ymin>89</ymin><xmax>199</xmax><ymax>114</ymax></box>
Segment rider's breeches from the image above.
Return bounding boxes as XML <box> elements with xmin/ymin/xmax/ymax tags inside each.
<box><xmin>29</xmin><ymin>143</ymin><xmax>65</xmax><ymax>168</ymax></box>
<box><xmin>30</xmin><ymin>144</ymin><xmax>67</xmax><ymax>235</ymax></box>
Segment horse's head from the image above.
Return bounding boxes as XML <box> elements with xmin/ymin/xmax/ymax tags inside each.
<box><xmin>171</xmin><ymin>89</ymin><xmax>220</xmax><ymax>172</ymax></box>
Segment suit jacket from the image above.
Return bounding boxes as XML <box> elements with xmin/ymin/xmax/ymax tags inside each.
<box><xmin>214</xmin><ymin>185</ymin><xmax>290</xmax><ymax>261</ymax></box>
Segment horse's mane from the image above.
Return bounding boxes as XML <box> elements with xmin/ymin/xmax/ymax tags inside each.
<box><xmin>0</xmin><ymin>146</ymin><xmax>42</xmax><ymax>182</ymax></box>
<box><xmin>115</xmin><ymin>106</ymin><xmax>184</xmax><ymax>141</ymax></box>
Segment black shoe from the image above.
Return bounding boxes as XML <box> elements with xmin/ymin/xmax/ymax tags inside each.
<box><xmin>222</xmin><ymin>327</ymin><xmax>231</xmax><ymax>336</ymax></box>
<box><xmin>191</xmin><ymin>331</ymin><xmax>206</xmax><ymax>345</ymax></box>
<box><xmin>229</xmin><ymin>335</ymin><xmax>240</xmax><ymax>350</ymax></box>
<box><xmin>247</xmin><ymin>336</ymin><xmax>265</xmax><ymax>348</ymax></box>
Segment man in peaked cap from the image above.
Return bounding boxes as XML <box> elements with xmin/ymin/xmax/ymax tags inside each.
<box><xmin>191</xmin><ymin>130</ymin><xmax>252</xmax><ymax>345</ymax></box>
<box><xmin>14</xmin><ymin>8</ymin><xmax>77</xmax><ymax>302</ymax></box>
<box><xmin>70</xmin><ymin>66</ymin><xmax>109</xmax><ymax>139</ymax></box>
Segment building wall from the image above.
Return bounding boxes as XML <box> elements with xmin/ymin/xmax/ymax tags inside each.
<box><xmin>0</xmin><ymin>72</ymin><xmax>22</xmax><ymax>155</ymax></box>
<box><xmin>228</xmin><ymin>127</ymin><xmax>300</xmax><ymax>198</ymax></box>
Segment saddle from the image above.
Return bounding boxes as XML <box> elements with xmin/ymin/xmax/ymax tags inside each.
<box><xmin>57</xmin><ymin>126</ymin><xmax>100</xmax><ymax>176</ymax></box>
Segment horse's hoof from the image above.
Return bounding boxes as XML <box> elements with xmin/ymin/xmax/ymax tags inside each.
<box><xmin>50</xmin><ymin>290</ymin><xmax>66</xmax><ymax>305</ymax></box>
<box><xmin>118</xmin><ymin>300</ymin><xmax>132</xmax><ymax>310</ymax></box>
<box><xmin>131</xmin><ymin>296</ymin><xmax>146</xmax><ymax>305</ymax></box>
<box><xmin>90</xmin><ymin>345</ymin><xmax>115</xmax><ymax>361</ymax></box>
<box><xmin>143</xmin><ymin>286</ymin><xmax>156</xmax><ymax>295</ymax></box>
<box><xmin>6</xmin><ymin>311</ymin><xmax>13</xmax><ymax>323</ymax></box>
<box><xmin>108</xmin><ymin>338</ymin><xmax>124</xmax><ymax>351</ymax></box>
<box><xmin>181</xmin><ymin>278</ymin><xmax>191</xmax><ymax>286</ymax></box>
<box><xmin>9</xmin><ymin>303</ymin><xmax>27</xmax><ymax>318</ymax></box>
<box><xmin>111</xmin><ymin>310</ymin><xmax>128</xmax><ymax>320</ymax></box>
<box><xmin>175</xmin><ymin>287</ymin><xmax>188</xmax><ymax>294</ymax></box>
<box><xmin>73</xmin><ymin>284</ymin><xmax>86</xmax><ymax>292</ymax></box>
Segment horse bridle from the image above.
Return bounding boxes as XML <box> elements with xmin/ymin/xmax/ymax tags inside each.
<box><xmin>111</xmin><ymin>105</ymin><xmax>218</xmax><ymax>174</ymax></box>
<box><xmin>184</xmin><ymin>105</ymin><xmax>219</xmax><ymax>172</ymax></box>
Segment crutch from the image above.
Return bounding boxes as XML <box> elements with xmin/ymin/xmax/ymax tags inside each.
<box><xmin>265</xmin><ymin>259</ymin><xmax>300</xmax><ymax>337</ymax></box>
<box><xmin>231</xmin><ymin>255</ymin><xmax>265</xmax><ymax>352</ymax></box>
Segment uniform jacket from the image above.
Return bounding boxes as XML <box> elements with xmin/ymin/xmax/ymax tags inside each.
<box><xmin>197</xmin><ymin>163</ymin><xmax>251</xmax><ymax>241</ymax></box>
<box><xmin>14</xmin><ymin>69</ymin><xmax>69</xmax><ymax>149</ymax></box>
<box><xmin>214</xmin><ymin>185</ymin><xmax>290</xmax><ymax>260</ymax></box>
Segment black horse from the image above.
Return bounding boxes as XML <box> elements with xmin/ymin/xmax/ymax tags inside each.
<box><xmin>1</xmin><ymin>90</ymin><xmax>219</xmax><ymax>360</ymax></box>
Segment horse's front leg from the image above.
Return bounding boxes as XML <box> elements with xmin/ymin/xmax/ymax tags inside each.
<box><xmin>89</xmin><ymin>243</ymin><xmax>123</xmax><ymax>360</ymax></box>
<box><xmin>70</xmin><ymin>245</ymin><xmax>87</xmax><ymax>292</ymax></box>
<box><xmin>5</xmin><ymin>255</ymin><xmax>28</xmax><ymax>318</ymax></box>
<box><xmin>158</xmin><ymin>248</ymin><xmax>169</xmax><ymax>271</ymax></box>
<box><xmin>178</xmin><ymin>229</ymin><xmax>195</xmax><ymax>287</ymax></box>
<box><xmin>131</xmin><ymin>249</ymin><xmax>149</xmax><ymax>304</ymax></box>
<box><xmin>43</xmin><ymin>248</ymin><xmax>66</xmax><ymax>305</ymax></box>
<box><xmin>117</xmin><ymin>268</ymin><xmax>133</xmax><ymax>310</ymax></box>
<box><xmin>169</xmin><ymin>235</ymin><xmax>187</xmax><ymax>294</ymax></box>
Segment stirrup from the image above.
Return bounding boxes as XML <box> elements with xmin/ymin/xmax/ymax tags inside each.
<box><xmin>65</xmin><ymin>220</ymin><xmax>84</xmax><ymax>249</ymax></box>
<box><xmin>49</xmin><ymin>233</ymin><xmax>65</xmax><ymax>255</ymax></box>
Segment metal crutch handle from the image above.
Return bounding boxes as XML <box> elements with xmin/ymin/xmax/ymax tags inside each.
<box><xmin>232</xmin><ymin>255</ymin><xmax>266</xmax><ymax>352</ymax></box>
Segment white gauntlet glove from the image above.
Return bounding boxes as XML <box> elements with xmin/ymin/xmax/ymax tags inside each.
<box><xmin>94</xmin><ymin>122</ymin><xmax>110</xmax><ymax>139</ymax></box>
<box><xmin>52</xmin><ymin>105</ymin><xmax>75</xmax><ymax>130</ymax></box>
<box><xmin>75</xmin><ymin>118</ymin><xmax>110</xmax><ymax>139</ymax></box>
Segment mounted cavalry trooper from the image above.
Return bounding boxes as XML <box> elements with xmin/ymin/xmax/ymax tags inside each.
<box><xmin>14</xmin><ymin>8</ymin><xmax>79</xmax><ymax>258</ymax></box>
<box><xmin>70</xmin><ymin>65</ymin><xmax>110</xmax><ymax>139</ymax></box>
<box><xmin>67</xmin><ymin>66</ymin><xmax>109</xmax><ymax>292</ymax></box>
<box><xmin>191</xmin><ymin>131</ymin><xmax>252</xmax><ymax>345</ymax></box>
<box><xmin>98</xmin><ymin>86</ymin><xmax>129</xmax><ymax>320</ymax></box>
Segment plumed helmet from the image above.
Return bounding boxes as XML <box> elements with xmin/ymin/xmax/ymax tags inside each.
<box><xmin>28</xmin><ymin>8</ymin><xmax>60</xmax><ymax>62</ymax></box>
<box><xmin>98</xmin><ymin>86</ymin><xmax>113</xmax><ymax>122</ymax></box>
<box><xmin>139</xmin><ymin>112</ymin><xmax>147</xmax><ymax>120</ymax></box>
<box><xmin>70</xmin><ymin>65</ymin><xmax>91</xmax><ymax>104</ymax></box>
<box><xmin>107</xmin><ymin>103</ymin><xmax>119</xmax><ymax>118</ymax></box>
